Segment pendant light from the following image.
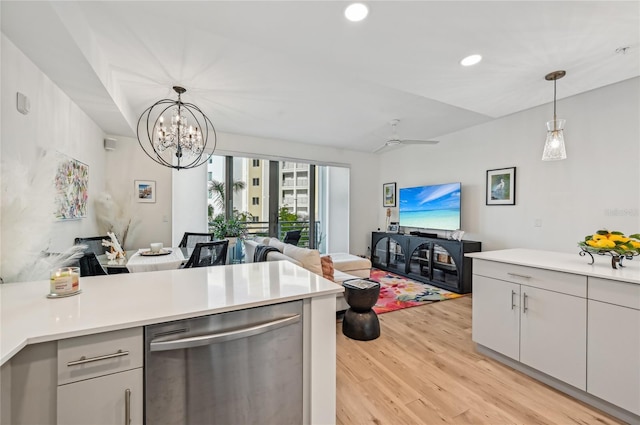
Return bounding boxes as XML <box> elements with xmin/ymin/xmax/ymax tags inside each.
<box><xmin>542</xmin><ymin>70</ymin><xmax>567</xmax><ymax>161</ymax></box>
<box><xmin>137</xmin><ymin>86</ymin><xmax>216</xmax><ymax>170</ymax></box>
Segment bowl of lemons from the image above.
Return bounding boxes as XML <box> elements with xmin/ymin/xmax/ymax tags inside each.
<box><xmin>578</xmin><ymin>230</ymin><xmax>640</xmax><ymax>269</ymax></box>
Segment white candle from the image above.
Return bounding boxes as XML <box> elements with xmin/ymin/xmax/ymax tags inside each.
<box><xmin>50</xmin><ymin>267</ymin><xmax>80</xmax><ymax>295</ymax></box>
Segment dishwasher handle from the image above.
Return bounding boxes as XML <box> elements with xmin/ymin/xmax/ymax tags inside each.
<box><xmin>149</xmin><ymin>314</ymin><xmax>301</xmax><ymax>351</ymax></box>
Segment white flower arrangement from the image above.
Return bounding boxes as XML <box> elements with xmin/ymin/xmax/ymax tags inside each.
<box><xmin>102</xmin><ymin>232</ymin><xmax>126</xmax><ymax>264</ymax></box>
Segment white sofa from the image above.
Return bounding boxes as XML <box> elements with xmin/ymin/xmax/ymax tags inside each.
<box><xmin>244</xmin><ymin>237</ymin><xmax>371</xmax><ymax>311</ymax></box>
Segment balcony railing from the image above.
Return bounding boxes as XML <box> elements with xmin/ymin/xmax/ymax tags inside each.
<box><xmin>210</xmin><ymin>220</ymin><xmax>321</xmax><ymax>249</ymax></box>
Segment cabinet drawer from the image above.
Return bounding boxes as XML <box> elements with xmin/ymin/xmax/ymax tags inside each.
<box><xmin>57</xmin><ymin>327</ymin><xmax>143</xmax><ymax>385</ymax></box>
<box><xmin>473</xmin><ymin>259</ymin><xmax>586</xmax><ymax>297</ymax></box>
<box><xmin>589</xmin><ymin>277</ymin><xmax>640</xmax><ymax>310</ymax></box>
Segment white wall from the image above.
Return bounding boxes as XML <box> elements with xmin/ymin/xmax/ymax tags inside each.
<box><xmin>1</xmin><ymin>35</ymin><xmax>107</xmax><ymax>281</ymax></box>
<box><xmin>172</xmin><ymin>165</ymin><xmax>208</xmax><ymax>247</ymax></box>
<box><xmin>377</xmin><ymin>77</ymin><xmax>640</xmax><ymax>254</ymax></box>
<box><xmin>102</xmin><ymin>136</ymin><xmax>172</xmax><ymax>249</ymax></box>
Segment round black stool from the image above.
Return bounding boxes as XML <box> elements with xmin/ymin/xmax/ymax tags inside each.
<box><xmin>342</xmin><ymin>279</ymin><xmax>381</xmax><ymax>341</ymax></box>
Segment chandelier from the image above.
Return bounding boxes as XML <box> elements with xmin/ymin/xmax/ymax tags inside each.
<box><xmin>542</xmin><ymin>70</ymin><xmax>567</xmax><ymax>161</ymax></box>
<box><xmin>137</xmin><ymin>86</ymin><xmax>216</xmax><ymax>170</ymax></box>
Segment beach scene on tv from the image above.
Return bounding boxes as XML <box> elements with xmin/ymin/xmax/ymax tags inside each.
<box><xmin>399</xmin><ymin>183</ymin><xmax>461</xmax><ymax>231</ymax></box>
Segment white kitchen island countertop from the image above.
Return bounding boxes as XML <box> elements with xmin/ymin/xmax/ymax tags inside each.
<box><xmin>1</xmin><ymin>260</ymin><xmax>344</xmax><ymax>366</ymax></box>
<box><xmin>467</xmin><ymin>248</ymin><xmax>640</xmax><ymax>285</ymax></box>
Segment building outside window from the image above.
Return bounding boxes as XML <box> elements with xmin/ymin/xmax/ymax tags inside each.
<box><xmin>252</xmin><ymin>178</ymin><xmax>260</xmax><ymax>186</ymax></box>
<box><xmin>252</xmin><ymin>197</ymin><xmax>259</xmax><ymax>205</ymax></box>
<box><xmin>252</xmin><ymin>159</ymin><xmax>260</xmax><ymax>167</ymax></box>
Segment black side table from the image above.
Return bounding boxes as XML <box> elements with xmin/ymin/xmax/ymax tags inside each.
<box><xmin>342</xmin><ymin>279</ymin><xmax>381</xmax><ymax>341</ymax></box>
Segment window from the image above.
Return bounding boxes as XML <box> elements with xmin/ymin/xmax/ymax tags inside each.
<box><xmin>202</xmin><ymin>155</ymin><xmax>348</xmax><ymax>252</ymax></box>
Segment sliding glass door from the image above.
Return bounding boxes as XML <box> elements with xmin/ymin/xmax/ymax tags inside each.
<box><xmin>207</xmin><ymin>155</ymin><xmax>348</xmax><ymax>253</ymax></box>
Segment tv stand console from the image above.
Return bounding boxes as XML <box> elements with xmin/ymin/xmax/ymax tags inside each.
<box><xmin>371</xmin><ymin>232</ymin><xmax>481</xmax><ymax>293</ymax></box>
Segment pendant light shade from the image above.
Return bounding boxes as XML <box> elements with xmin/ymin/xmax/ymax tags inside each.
<box><xmin>542</xmin><ymin>70</ymin><xmax>567</xmax><ymax>161</ymax></box>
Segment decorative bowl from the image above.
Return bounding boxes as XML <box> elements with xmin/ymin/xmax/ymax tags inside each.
<box><xmin>578</xmin><ymin>230</ymin><xmax>640</xmax><ymax>269</ymax></box>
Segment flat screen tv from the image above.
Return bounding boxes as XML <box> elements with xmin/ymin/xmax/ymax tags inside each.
<box><xmin>399</xmin><ymin>182</ymin><xmax>461</xmax><ymax>231</ymax></box>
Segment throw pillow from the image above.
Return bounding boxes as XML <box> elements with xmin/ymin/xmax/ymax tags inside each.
<box><xmin>320</xmin><ymin>255</ymin><xmax>334</xmax><ymax>282</ymax></box>
<box><xmin>253</xmin><ymin>236</ymin><xmax>271</xmax><ymax>245</ymax></box>
<box><xmin>283</xmin><ymin>244</ymin><xmax>323</xmax><ymax>276</ymax></box>
<box><xmin>269</xmin><ymin>238</ymin><xmax>286</xmax><ymax>253</ymax></box>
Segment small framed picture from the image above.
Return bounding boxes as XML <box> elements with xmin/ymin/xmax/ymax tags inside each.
<box><xmin>388</xmin><ymin>222</ymin><xmax>399</xmax><ymax>233</ymax></box>
<box><xmin>383</xmin><ymin>182</ymin><xmax>397</xmax><ymax>207</ymax></box>
<box><xmin>486</xmin><ymin>167</ymin><xmax>516</xmax><ymax>205</ymax></box>
<box><xmin>135</xmin><ymin>180</ymin><xmax>156</xmax><ymax>203</ymax></box>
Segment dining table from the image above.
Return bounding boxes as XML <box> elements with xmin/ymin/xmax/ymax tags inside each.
<box><xmin>98</xmin><ymin>247</ymin><xmax>193</xmax><ymax>274</ymax></box>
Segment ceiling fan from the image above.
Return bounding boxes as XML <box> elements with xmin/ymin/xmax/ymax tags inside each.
<box><xmin>374</xmin><ymin>119</ymin><xmax>439</xmax><ymax>153</ymax></box>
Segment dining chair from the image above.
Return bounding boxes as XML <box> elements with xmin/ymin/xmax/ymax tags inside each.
<box><xmin>183</xmin><ymin>241</ymin><xmax>229</xmax><ymax>268</ymax></box>
<box><xmin>283</xmin><ymin>230</ymin><xmax>302</xmax><ymax>246</ymax></box>
<box><xmin>74</xmin><ymin>236</ymin><xmax>111</xmax><ymax>255</ymax></box>
<box><xmin>78</xmin><ymin>252</ymin><xmax>108</xmax><ymax>277</ymax></box>
<box><xmin>179</xmin><ymin>232</ymin><xmax>216</xmax><ymax>248</ymax></box>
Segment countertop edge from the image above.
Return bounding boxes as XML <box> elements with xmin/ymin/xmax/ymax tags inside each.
<box><xmin>466</xmin><ymin>249</ymin><xmax>640</xmax><ymax>285</ymax></box>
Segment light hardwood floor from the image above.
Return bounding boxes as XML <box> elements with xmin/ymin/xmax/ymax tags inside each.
<box><xmin>336</xmin><ymin>296</ymin><xmax>624</xmax><ymax>425</ymax></box>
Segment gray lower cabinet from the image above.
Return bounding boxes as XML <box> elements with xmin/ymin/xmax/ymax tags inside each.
<box><xmin>587</xmin><ymin>278</ymin><xmax>640</xmax><ymax>416</ymax></box>
<box><xmin>56</xmin><ymin>327</ymin><xmax>143</xmax><ymax>424</ymax></box>
<box><xmin>57</xmin><ymin>368</ymin><xmax>143</xmax><ymax>425</ymax></box>
<box><xmin>473</xmin><ymin>258</ymin><xmax>640</xmax><ymax>422</ymax></box>
<box><xmin>472</xmin><ymin>262</ymin><xmax>587</xmax><ymax>390</ymax></box>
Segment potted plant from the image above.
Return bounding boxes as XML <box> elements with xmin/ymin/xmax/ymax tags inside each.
<box><xmin>210</xmin><ymin>212</ymin><xmax>251</xmax><ymax>263</ymax></box>
<box><xmin>210</xmin><ymin>213</ymin><xmax>250</xmax><ymax>240</ymax></box>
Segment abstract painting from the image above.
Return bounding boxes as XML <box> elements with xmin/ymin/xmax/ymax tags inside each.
<box><xmin>55</xmin><ymin>156</ymin><xmax>89</xmax><ymax>219</ymax></box>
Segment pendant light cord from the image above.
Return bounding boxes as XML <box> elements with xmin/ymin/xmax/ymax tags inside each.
<box><xmin>553</xmin><ymin>79</ymin><xmax>557</xmax><ymax>121</ymax></box>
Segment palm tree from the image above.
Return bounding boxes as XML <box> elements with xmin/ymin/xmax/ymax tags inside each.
<box><xmin>208</xmin><ymin>179</ymin><xmax>246</xmax><ymax>212</ymax></box>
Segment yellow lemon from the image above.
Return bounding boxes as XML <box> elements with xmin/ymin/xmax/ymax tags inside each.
<box><xmin>586</xmin><ymin>240</ymin><xmax>599</xmax><ymax>248</ymax></box>
<box><xmin>592</xmin><ymin>234</ymin><xmax>608</xmax><ymax>241</ymax></box>
<box><xmin>631</xmin><ymin>241</ymin><xmax>640</xmax><ymax>249</ymax></box>
<box><xmin>608</xmin><ymin>234</ymin><xmax>629</xmax><ymax>242</ymax></box>
<box><xmin>596</xmin><ymin>239</ymin><xmax>615</xmax><ymax>249</ymax></box>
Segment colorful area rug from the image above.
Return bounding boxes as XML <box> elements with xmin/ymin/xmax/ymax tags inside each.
<box><xmin>369</xmin><ymin>268</ymin><xmax>463</xmax><ymax>314</ymax></box>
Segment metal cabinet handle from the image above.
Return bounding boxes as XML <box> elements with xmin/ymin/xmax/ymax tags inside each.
<box><xmin>507</xmin><ymin>272</ymin><xmax>531</xmax><ymax>279</ymax></box>
<box><xmin>125</xmin><ymin>388</ymin><xmax>131</xmax><ymax>425</ymax></box>
<box><xmin>150</xmin><ymin>314</ymin><xmax>300</xmax><ymax>351</ymax></box>
<box><xmin>523</xmin><ymin>293</ymin><xmax>529</xmax><ymax>313</ymax></box>
<box><xmin>511</xmin><ymin>290</ymin><xmax>516</xmax><ymax>310</ymax></box>
<box><xmin>67</xmin><ymin>349</ymin><xmax>129</xmax><ymax>367</ymax></box>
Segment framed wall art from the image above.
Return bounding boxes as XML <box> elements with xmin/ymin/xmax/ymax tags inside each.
<box><xmin>54</xmin><ymin>155</ymin><xmax>89</xmax><ymax>220</ymax></box>
<box><xmin>486</xmin><ymin>167</ymin><xmax>516</xmax><ymax>205</ymax></box>
<box><xmin>135</xmin><ymin>180</ymin><xmax>156</xmax><ymax>203</ymax></box>
<box><xmin>383</xmin><ymin>182</ymin><xmax>397</xmax><ymax>207</ymax></box>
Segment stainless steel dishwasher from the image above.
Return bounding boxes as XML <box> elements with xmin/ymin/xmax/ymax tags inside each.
<box><xmin>144</xmin><ymin>301</ymin><xmax>303</xmax><ymax>425</ymax></box>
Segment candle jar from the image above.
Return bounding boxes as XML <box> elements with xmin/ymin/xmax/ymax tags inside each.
<box><xmin>48</xmin><ymin>267</ymin><xmax>81</xmax><ymax>298</ymax></box>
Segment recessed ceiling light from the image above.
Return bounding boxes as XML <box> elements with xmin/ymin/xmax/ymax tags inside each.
<box><xmin>460</xmin><ymin>54</ymin><xmax>482</xmax><ymax>67</ymax></box>
<box><xmin>345</xmin><ymin>3</ymin><xmax>368</xmax><ymax>22</ymax></box>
